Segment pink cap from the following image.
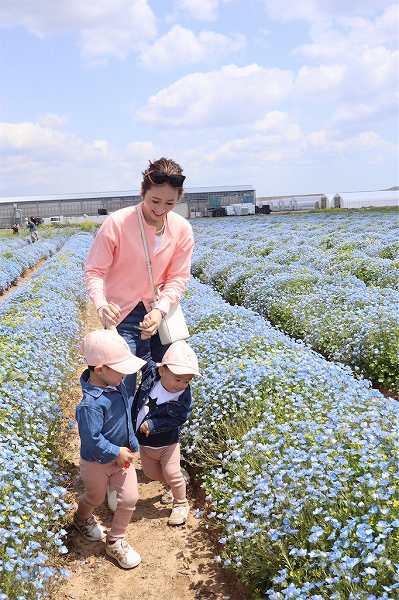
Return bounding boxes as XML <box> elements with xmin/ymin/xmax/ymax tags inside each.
<box><xmin>157</xmin><ymin>340</ymin><xmax>200</xmax><ymax>376</ymax></box>
<box><xmin>81</xmin><ymin>330</ymin><xmax>146</xmax><ymax>375</ymax></box>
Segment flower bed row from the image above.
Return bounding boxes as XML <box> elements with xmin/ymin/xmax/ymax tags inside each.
<box><xmin>0</xmin><ymin>238</ymin><xmax>28</xmax><ymax>253</ymax></box>
<box><xmin>192</xmin><ymin>217</ymin><xmax>399</xmax><ymax>392</ymax></box>
<box><xmin>193</xmin><ymin>212</ymin><xmax>399</xmax><ymax>289</ymax></box>
<box><xmin>181</xmin><ymin>278</ymin><xmax>399</xmax><ymax>599</ymax></box>
<box><xmin>0</xmin><ymin>234</ymin><xmax>92</xmax><ymax>600</ymax></box>
<box><xmin>0</xmin><ymin>236</ymin><xmax>69</xmax><ymax>294</ymax></box>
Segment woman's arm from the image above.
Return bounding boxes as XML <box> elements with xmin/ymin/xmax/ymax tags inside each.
<box><xmin>84</xmin><ymin>216</ymin><xmax>118</xmax><ymax>310</ymax></box>
<box><xmin>153</xmin><ymin>224</ymin><xmax>194</xmax><ymax>316</ymax></box>
<box><xmin>85</xmin><ymin>217</ymin><xmax>121</xmax><ymax>326</ymax></box>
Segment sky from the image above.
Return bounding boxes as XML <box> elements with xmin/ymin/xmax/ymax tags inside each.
<box><xmin>0</xmin><ymin>0</ymin><xmax>398</xmax><ymax>197</ymax></box>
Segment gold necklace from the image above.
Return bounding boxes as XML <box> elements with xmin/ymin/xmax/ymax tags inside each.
<box><xmin>155</xmin><ymin>218</ymin><xmax>166</xmax><ymax>235</ymax></box>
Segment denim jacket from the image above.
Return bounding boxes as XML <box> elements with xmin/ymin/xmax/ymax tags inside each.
<box><xmin>132</xmin><ymin>360</ymin><xmax>192</xmax><ymax>447</ymax></box>
<box><xmin>76</xmin><ymin>369</ymin><xmax>139</xmax><ymax>464</ymax></box>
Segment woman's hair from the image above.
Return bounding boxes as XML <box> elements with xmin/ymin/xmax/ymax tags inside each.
<box><xmin>141</xmin><ymin>157</ymin><xmax>184</xmax><ymax>198</ymax></box>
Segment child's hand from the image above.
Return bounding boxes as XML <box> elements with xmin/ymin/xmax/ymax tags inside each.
<box><xmin>140</xmin><ymin>421</ymin><xmax>151</xmax><ymax>437</ymax></box>
<box><xmin>139</xmin><ymin>309</ymin><xmax>163</xmax><ymax>339</ymax></box>
<box><xmin>116</xmin><ymin>447</ymin><xmax>135</xmax><ymax>468</ymax></box>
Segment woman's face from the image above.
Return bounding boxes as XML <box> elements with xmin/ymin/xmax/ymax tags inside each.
<box><xmin>142</xmin><ymin>184</ymin><xmax>179</xmax><ymax>226</ymax></box>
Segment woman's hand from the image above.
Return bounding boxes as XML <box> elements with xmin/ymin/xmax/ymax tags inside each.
<box><xmin>139</xmin><ymin>308</ymin><xmax>163</xmax><ymax>339</ymax></box>
<box><xmin>97</xmin><ymin>302</ymin><xmax>121</xmax><ymax>329</ymax></box>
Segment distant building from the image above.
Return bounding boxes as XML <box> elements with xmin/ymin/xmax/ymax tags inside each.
<box><xmin>257</xmin><ymin>193</ymin><xmax>328</xmax><ymax>212</ymax></box>
<box><xmin>0</xmin><ymin>185</ymin><xmax>255</xmax><ymax>228</ymax></box>
<box><xmin>257</xmin><ymin>190</ymin><xmax>399</xmax><ymax>211</ymax></box>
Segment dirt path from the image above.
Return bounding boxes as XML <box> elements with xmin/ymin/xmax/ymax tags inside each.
<box><xmin>0</xmin><ymin>258</ymin><xmax>46</xmax><ymax>304</ymax></box>
<box><xmin>54</xmin><ymin>304</ymin><xmax>248</xmax><ymax>600</ymax></box>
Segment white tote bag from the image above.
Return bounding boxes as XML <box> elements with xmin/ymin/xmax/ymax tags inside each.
<box><xmin>136</xmin><ymin>206</ymin><xmax>190</xmax><ymax>345</ymax></box>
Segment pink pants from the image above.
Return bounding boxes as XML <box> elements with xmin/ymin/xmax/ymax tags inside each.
<box><xmin>78</xmin><ymin>458</ymin><xmax>139</xmax><ymax>540</ymax></box>
<box><xmin>140</xmin><ymin>443</ymin><xmax>186</xmax><ymax>503</ymax></box>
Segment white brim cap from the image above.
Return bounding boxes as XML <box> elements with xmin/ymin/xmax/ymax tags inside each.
<box><xmin>156</xmin><ymin>340</ymin><xmax>200</xmax><ymax>376</ymax></box>
<box><xmin>81</xmin><ymin>329</ymin><xmax>147</xmax><ymax>374</ymax></box>
<box><xmin>107</xmin><ymin>354</ymin><xmax>146</xmax><ymax>375</ymax></box>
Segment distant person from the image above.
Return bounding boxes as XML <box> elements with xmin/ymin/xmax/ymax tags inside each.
<box><xmin>85</xmin><ymin>157</ymin><xmax>194</xmax><ymax>398</ymax></box>
<box><xmin>27</xmin><ymin>217</ymin><xmax>38</xmax><ymax>242</ymax></box>
<box><xmin>74</xmin><ymin>329</ymin><xmax>146</xmax><ymax>569</ymax></box>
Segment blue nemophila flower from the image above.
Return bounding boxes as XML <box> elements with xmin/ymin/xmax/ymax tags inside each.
<box><xmin>0</xmin><ymin>235</ymin><xmax>68</xmax><ymax>294</ymax></box>
<box><xmin>180</xmin><ymin>272</ymin><xmax>399</xmax><ymax>598</ymax></box>
<box><xmin>191</xmin><ymin>213</ymin><xmax>399</xmax><ymax>391</ymax></box>
<box><xmin>0</xmin><ymin>233</ymin><xmax>92</xmax><ymax>599</ymax></box>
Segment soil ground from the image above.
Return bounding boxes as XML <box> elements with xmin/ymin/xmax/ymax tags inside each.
<box><xmin>53</xmin><ymin>303</ymin><xmax>249</xmax><ymax>600</ymax></box>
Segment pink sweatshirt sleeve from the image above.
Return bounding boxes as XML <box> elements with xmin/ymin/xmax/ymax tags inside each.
<box><xmin>84</xmin><ymin>217</ymin><xmax>118</xmax><ymax>309</ymax></box>
<box><xmin>153</xmin><ymin>223</ymin><xmax>194</xmax><ymax>315</ymax></box>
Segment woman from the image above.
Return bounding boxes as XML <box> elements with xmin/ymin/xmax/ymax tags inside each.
<box><xmin>84</xmin><ymin>157</ymin><xmax>194</xmax><ymax>395</ymax></box>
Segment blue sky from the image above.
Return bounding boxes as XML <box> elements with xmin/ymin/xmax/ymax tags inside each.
<box><xmin>0</xmin><ymin>0</ymin><xmax>398</xmax><ymax>196</ymax></box>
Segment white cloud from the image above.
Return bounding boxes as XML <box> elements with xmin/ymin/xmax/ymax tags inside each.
<box><xmin>0</xmin><ymin>122</ymin><xmax>69</xmax><ymax>151</ymax></box>
<box><xmin>289</xmin><ymin>4</ymin><xmax>399</xmax><ymax>118</ymax></box>
<box><xmin>333</xmin><ymin>94</ymin><xmax>398</xmax><ymax>126</ymax></box>
<box><xmin>206</xmin><ymin>125</ymin><xmax>306</xmax><ymax>164</ymax></box>
<box><xmin>295</xmin><ymin>4</ymin><xmax>398</xmax><ymax>61</ymax></box>
<box><xmin>0</xmin><ymin>0</ymin><xmax>157</xmax><ymax>60</ymax></box>
<box><xmin>175</xmin><ymin>0</ymin><xmax>229</xmax><ymax>21</ymax></box>
<box><xmin>203</xmin><ymin>124</ymin><xmax>393</xmax><ymax>173</ymax></box>
<box><xmin>294</xmin><ymin>44</ymin><xmax>398</xmax><ymax>102</ymax></box>
<box><xmin>358</xmin><ymin>46</ymin><xmax>398</xmax><ymax>89</ymax></box>
<box><xmin>0</xmin><ymin>118</ymin><xmax>160</xmax><ymax>194</ymax></box>
<box><xmin>0</xmin><ymin>116</ymin><xmax>395</xmax><ymax>197</ymax></box>
<box><xmin>137</xmin><ymin>63</ymin><xmax>294</xmax><ymax>128</ymax></box>
<box><xmin>262</xmin><ymin>0</ymin><xmax>393</xmax><ymax>25</ymax></box>
<box><xmin>295</xmin><ymin>64</ymin><xmax>346</xmax><ymax>93</ymax></box>
<box><xmin>140</xmin><ymin>25</ymin><xmax>245</xmax><ymax>69</ymax></box>
<box><xmin>38</xmin><ymin>113</ymin><xmax>68</xmax><ymax>129</ymax></box>
<box><xmin>307</xmin><ymin>128</ymin><xmax>391</xmax><ymax>154</ymax></box>
<box><xmin>253</xmin><ymin>111</ymin><xmax>302</xmax><ymax>141</ymax></box>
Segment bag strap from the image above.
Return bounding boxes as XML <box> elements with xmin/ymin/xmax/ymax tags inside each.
<box><xmin>136</xmin><ymin>205</ymin><xmax>157</xmax><ymax>302</ymax></box>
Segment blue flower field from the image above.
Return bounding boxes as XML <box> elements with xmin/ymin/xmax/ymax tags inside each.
<box><xmin>0</xmin><ymin>234</ymin><xmax>91</xmax><ymax>600</ymax></box>
<box><xmin>0</xmin><ymin>210</ymin><xmax>398</xmax><ymax>599</ymax></box>
<box><xmin>181</xmin><ymin>277</ymin><xmax>399</xmax><ymax>599</ymax></box>
<box><xmin>191</xmin><ymin>211</ymin><xmax>399</xmax><ymax>393</ymax></box>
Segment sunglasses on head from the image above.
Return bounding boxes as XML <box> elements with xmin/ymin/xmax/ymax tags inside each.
<box><xmin>147</xmin><ymin>171</ymin><xmax>186</xmax><ymax>188</ymax></box>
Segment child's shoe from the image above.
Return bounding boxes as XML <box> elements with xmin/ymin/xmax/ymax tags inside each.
<box><xmin>107</xmin><ymin>485</ymin><xmax>118</xmax><ymax>513</ymax></box>
<box><xmin>168</xmin><ymin>501</ymin><xmax>189</xmax><ymax>526</ymax></box>
<box><xmin>105</xmin><ymin>538</ymin><xmax>141</xmax><ymax>569</ymax></box>
<box><xmin>73</xmin><ymin>513</ymin><xmax>107</xmax><ymax>541</ymax></box>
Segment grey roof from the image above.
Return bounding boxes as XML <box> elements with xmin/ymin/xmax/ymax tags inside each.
<box><xmin>0</xmin><ymin>185</ymin><xmax>255</xmax><ymax>205</ymax></box>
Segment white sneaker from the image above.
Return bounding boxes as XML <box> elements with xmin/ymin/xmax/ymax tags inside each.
<box><xmin>168</xmin><ymin>502</ymin><xmax>189</xmax><ymax>526</ymax></box>
<box><xmin>107</xmin><ymin>486</ymin><xmax>118</xmax><ymax>513</ymax></box>
<box><xmin>73</xmin><ymin>513</ymin><xmax>107</xmax><ymax>541</ymax></box>
<box><xmin>106</xmin><ymin>538</ymin><xmax>141</xmax><ymax>569</ymax></box>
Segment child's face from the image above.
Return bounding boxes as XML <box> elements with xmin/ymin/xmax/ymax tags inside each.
<box><xmin>94</xmin><ymin>365</ymin><xmax>125</xmax><ymax>387</ymax></box>
<box><xmin>159</xmin><ymin>365</ymin><xmax>193</xmax><ymax>393</ymax></box>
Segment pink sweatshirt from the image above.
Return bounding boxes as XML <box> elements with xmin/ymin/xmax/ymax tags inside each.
<box><xmin>84</xmin><ymin>204</ymin><xmax>194</xmax><ymax>324</ymax></box>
